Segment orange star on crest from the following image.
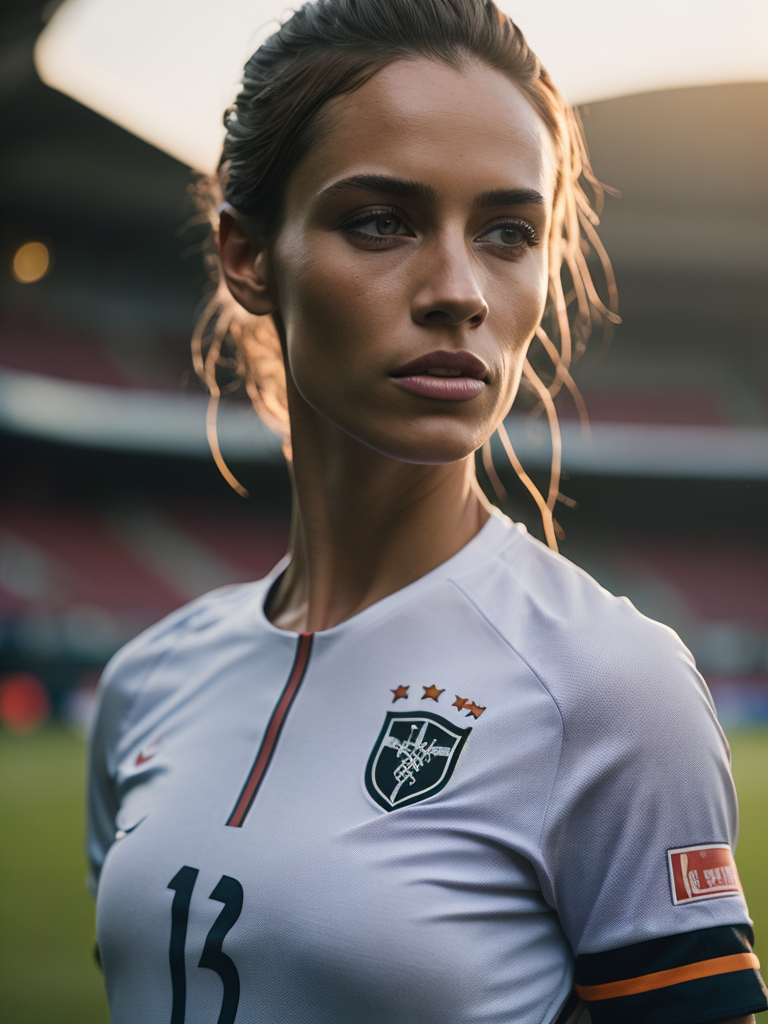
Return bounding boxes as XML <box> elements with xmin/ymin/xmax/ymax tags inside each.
<box><xmin>464</xmin><ymin>701</ymin><xmax>486</xmax><ymax>719</ymax></box>
<box><xmin>452</xmin><ymin>696</ymin><xmax>468</xmax><ymax>710</ymax></box>
<box><xmin>391</xmin><ymin>685</ymin><xmax>409</xmax><ymax>702</ymax></box>
<box><xmin>422</xmin><ymin>684</ymin><xmax>445</xmax><ymax>702</ymax></box>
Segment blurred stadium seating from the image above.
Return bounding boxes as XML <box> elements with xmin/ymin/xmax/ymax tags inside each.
<box><xmin>1</xmin><ymin>0</ymin><xmax>767</xmax><ymax>734</ymax></box>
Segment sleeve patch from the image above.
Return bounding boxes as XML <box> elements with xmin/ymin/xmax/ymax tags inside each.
<box><xmin>667</xmin><ymin>844</ymin><xmax>741</xmax><ymax>905</ymax></box>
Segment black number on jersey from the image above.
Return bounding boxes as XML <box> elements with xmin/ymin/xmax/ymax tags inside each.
<box><xmin>167</xmin><ymin>866</ymin><xmax>244</xmax><ymax>1024</ymax></box>
<box><xmin>198</xmin><ymin>875</ymin><xmax>243</xmax><ymax>1023</ymax></box>
<box><xmin>168</xmin><ymin>866</ymin><xmax>198</xmax><ymax>1024</ymax></box>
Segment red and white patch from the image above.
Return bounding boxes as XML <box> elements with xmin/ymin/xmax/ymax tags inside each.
<box><xmin>667</xmin><ymin>844</ymin><xmax>742</xmax><ymax>905</ymax></box>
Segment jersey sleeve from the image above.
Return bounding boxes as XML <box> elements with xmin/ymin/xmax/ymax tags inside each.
<box><xmin>85</xmin><ymin>629</ymin><xmax>160</xmax><ymax>897</ymax></box>
<box><xmin>85</xmin><ymin>584</ymin><xmax>242</xmax><ymax>897</ymax></box>
<box><xmin>537</xmin><ymin>615</ymin><xmax>768</xmax><ymax>1024</ymax></box>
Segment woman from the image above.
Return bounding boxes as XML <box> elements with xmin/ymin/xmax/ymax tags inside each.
<box><xmin>87</xmin><ymin>2</ymin><xmax>767</xmax><ymax>1023</ymax></box>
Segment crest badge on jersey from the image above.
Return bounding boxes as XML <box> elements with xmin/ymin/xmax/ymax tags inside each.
<box><xmin>365</xmin><ymin>710</ymin><xmax>471</xmax><ymax>812</ymax></box>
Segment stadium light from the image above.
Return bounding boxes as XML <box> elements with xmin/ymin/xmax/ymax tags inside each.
<box><xmin>35</xmin><ymin>0</ymin><xmax>768</xmax><ymax>173</ymax></box>
<box><xmin>11</xmin><ymin>241</ymin><xmax>52</xmax><ymax>284</ymax></box>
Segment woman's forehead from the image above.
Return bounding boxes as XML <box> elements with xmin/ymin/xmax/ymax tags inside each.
<box><xmin>287</xmin><ymin>57</ymin><xmax>557</xmax><ymax>210</ymax></box>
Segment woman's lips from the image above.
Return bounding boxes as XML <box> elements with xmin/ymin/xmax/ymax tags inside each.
<box><xmin>390</xmin><ymin>375</ymin><xmax>486</xmax><ymax>400</ymax></box>
<box><xmin>389</xmin><ymin>349</ymin><xmax>489</xmax><ymax>401</ymax></box>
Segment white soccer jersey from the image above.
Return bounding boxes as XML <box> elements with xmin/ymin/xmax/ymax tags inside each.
<box><xmin>87</xmin><ymin>512</ymin><xmax>767</xmax><ymax>1024</ymax></box>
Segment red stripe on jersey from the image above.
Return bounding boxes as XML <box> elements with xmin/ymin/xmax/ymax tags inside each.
<box><xmin>226</xmin><ymin>632</ymin><xmax>314</xmax><ymax>828</ymax></box>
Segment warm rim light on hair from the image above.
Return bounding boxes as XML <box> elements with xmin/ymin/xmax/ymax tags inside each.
<box><xmin>193</xmin><ymin>0</ymin><xmax>621</xmax><ymax>550</ymax></box>
<box><xmin>12</xmin><ymin>241</ymin><xmax>51</xmax><ymax>284</ymax></box>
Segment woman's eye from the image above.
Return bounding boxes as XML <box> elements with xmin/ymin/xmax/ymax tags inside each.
<box><xmin>347</xmin><ymin>213</ymin><xmax>410</xmax><ymax>237</ymax></box>
<box><xmin>480</xmin><ymin>223</ymin><xmax>536</xmax><ymax>248</ymax></box>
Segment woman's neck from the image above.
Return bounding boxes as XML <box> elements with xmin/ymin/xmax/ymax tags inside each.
<box><xmin>267</xmin><ymin>419</ymin><xmax>491</xmax><ymax>634</ymax></box>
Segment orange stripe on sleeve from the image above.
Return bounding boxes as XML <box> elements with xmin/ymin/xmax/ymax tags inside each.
<box><xmin>575</xmin><ymin>952</ymin><xmax>761</xmax><ymax>1001</ymax></box>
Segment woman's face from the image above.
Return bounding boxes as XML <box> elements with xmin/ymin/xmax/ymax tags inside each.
<box><xmin>269</xmin><ymin>57</ymin><xmax>557</xmax><ymax>464</ymax></box>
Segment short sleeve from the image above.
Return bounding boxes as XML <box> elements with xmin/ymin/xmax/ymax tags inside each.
<box><xmin>84</xmin><ymin>582</ymin><xmax>248</xmax><ymax>897</ymax></box>
<box><xmin>85</xmin><ymin>604</ymin><xmax>185</xmax><ymax>895</ymax></box>
<box><xmin>85</xmin><ymin>651</ymin><xmax>137</xmax><ymax>898</ymax></box>
<box><xmin>86</xmin><ymin>685</ymin><xmax>117</xmax><ymax>896</ymax></box>
<box><xmin>85</xmin><ymin>619</ymin><xmax>180</xmax><ymax>895</ymax></box>
<box><xmin>538</xmin><ymin>623</ymin><xmax>768</xmax><ymax>1024</ymax></box>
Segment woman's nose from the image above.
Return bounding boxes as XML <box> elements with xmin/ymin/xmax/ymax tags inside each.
<box><xmin>410</xmin><ymin>244</ymin><xmax>489</xmax><ymax>328</ymax></box>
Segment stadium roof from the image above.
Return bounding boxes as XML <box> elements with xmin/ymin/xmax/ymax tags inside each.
<box><xmin>35</xmin><ymin>0</ymin><xmax>768</xmax><ymax>172</ymax></box>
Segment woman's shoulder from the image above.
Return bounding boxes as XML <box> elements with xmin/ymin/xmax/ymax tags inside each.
<box><xmin>452</xmin><ymin>522</ymin><xmax>712</xmax><ymax>732</ymax></box>
<box><xmin>456</xmin><ymin>517</ymin><xmax>678</xmax><ymax>647</ymax></box>
<box><xmin>94</xmin><ymin>578</ymin><xmax>272</xmax><ymax>728</ymax></box>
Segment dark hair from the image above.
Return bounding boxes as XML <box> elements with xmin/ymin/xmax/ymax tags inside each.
<box><xmin>193</xmin><ymin>0</ymin><xmax>619</xmax><ymax>547</ymax></box>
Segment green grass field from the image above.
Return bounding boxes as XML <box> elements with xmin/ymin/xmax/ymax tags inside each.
<box><xmin>1</xmin><ymin>726</ymin><xmax>766</xmax><ymax>1023</ymax></box>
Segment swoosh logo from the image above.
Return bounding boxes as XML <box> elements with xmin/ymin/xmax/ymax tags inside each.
<box><xmin>134</xmin><ymin>734</ymin><xmax>164</xmax><ymax>767</ymax></box>
<box><xmin>115</xmin><ymin>816</ymin><xmax>147</xmax><ymax>841</ymax></box>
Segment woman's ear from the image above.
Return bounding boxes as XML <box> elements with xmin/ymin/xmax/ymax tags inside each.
<box><xmin>218</xmin><ymin>209</ymin><xmax>278</xmax><ymax>316</ymax></box>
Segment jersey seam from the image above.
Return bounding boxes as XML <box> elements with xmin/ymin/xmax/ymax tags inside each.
<box><xmin>540</xmin><ymin>969</ymin><xmax>575</xmax><ymax>1024</ymax></box>
<box><xmin>447</xmin><ymin>578</ymin><xmax>569</xmax><ymax>739</ymax></box>
<box><xmin>92</xmin><ymin>632</ymin><xmax>186</xmax><ymax>887</ymax></box>
<box><xmin>105</xmin><ymin>635</ymin><xmax>184</xmax><ymax>780</ymax></box>
<box><xmin>104</xmin><ymin>590</ymin><xmax>250</xmax><ymax>772</ymax></box>
<box><xmin>92</xmin><ymin>587</ymin><xmax>269</xmax><ymax>888</ymax></box>
<box><xmin>120</xmin><ymin>584</ymin><xmax>264</xmax><ymax>723</ymax></box>
<box><xmin>357</xmin><ymin>524</ymin><xmax>524</xmax><ymax>636</ymax></box>
<box><xmin>126</xmin><ymin>604</ymin><xmax>224</xmax><ymax>731</ymax></box>
<box><xmin>447</xmin><ymin>578</ymin><xmax>569</xmax><ymax>862</ymax></box>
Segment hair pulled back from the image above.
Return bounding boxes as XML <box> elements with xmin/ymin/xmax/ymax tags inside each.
<box><xmin>194</xmin><ymin>0</ymin><xmax>619</xmax><ymax>547</ymax></box>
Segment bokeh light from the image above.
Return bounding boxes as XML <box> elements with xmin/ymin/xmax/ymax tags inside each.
<box><xmin>0</xmin><ymin>672</ymin><xmax>52</xmax><ymax>734</ymax></box>
<box><xmin>11</xmin><ymin>241</ymin><xmax>51</xmax><ymax>284</ymax></box>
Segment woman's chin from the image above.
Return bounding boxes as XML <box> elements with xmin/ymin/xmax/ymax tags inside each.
<box><xmin>355</xmin><ymin>421</ymin><xmax>491</xmax><ymax>466</ymax></box>
<box><xmin>289</xmin><ymin>384</ymin><xmax>501</xmax><ymax>466</ymax></box>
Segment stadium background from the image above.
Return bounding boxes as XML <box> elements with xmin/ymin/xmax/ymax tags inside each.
<box><xmin>1</xmin><ymin>1</ymin><xmax>766</xmax><ymax>1019</ymax></box>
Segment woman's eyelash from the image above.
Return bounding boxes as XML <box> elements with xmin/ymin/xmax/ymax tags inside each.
<box><xmin>480</xmin><ymin>220</ymin><xmax>539</xmax><ymax>245</ymax></box>
<box><xmin>517</xmin><ymin>221</ymin><xmax>538</xmax><ymax>243</ymax></box>
<box><xmin>344</xmin><ymin>208</ymin><xmax>404</xmax><ymax>231</ymax></box>
<box><xmin>343</xmin><ymin>211</ymin><xmax>539</xmax><ymax>247</ymax></box>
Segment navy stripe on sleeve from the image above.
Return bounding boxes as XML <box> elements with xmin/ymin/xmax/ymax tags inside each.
<box><xmin>575</xmin><ymin>924</ymin><xmax>768</xmax><ymax>1024</ymax></box>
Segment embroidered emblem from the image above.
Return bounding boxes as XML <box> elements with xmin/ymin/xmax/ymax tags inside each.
<box><xmin>365</xmin><ymin>711</ymin><xmax>471</xmax><ymax>812</ymax></box>
<box><xmin>667</xmin><ymin>844</ymin><xmax>742</xmax><ymax>905</ymax></box>
<box><xmin>391</xmin><ymin>686</ymin><xmax>409</xmax><ymax>702</ymax></box>
<box><xmin>422</xmin><ymin>684</ymin><xmax>445</xmax><ymax>702</ymax></box>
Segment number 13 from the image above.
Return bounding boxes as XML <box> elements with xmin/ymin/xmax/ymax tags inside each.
<box><xmin>168</xmin><ymin>866</ymin><xmax>243</xmax><ymax>1024</ymax></box>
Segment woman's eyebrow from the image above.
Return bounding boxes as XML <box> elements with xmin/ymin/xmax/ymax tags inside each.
<box><xmin>474</xmin><ymin>187</ymin><xmax>545</xmax><ymax>208</ymax></box>
<box><xmin>317</xmin><ymin>176</ymin><xmax>545</xmax><ymax>210</ymax></box>
<box><xmin>317</xmin><ymin>174</ymin><xmax>438</xmax><ymax>203</ymax></box>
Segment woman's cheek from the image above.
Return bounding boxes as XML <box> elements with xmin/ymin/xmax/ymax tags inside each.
<box><xmin>279</xmin><ymin>241</ymin><xmax>371</xmax><ymax>351</ymax></box>
<box><xmin>281</xmin><ymin>281</ymin><xmax>379</xmax><ymax>420</ymax></box>
<box><xmin>494</xmin><ymin>263</ymin><xmax>547</xmax><ymax>351</ymax></box>
<box><xmin>490</xmin><ymin>268</ymin><xmax>547</xmax><ymax>411</ymax></box>
<box><xmin>519</xmin><ymin>246</ymin><xmax>549</xmax><ymax>325</ymax></box>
